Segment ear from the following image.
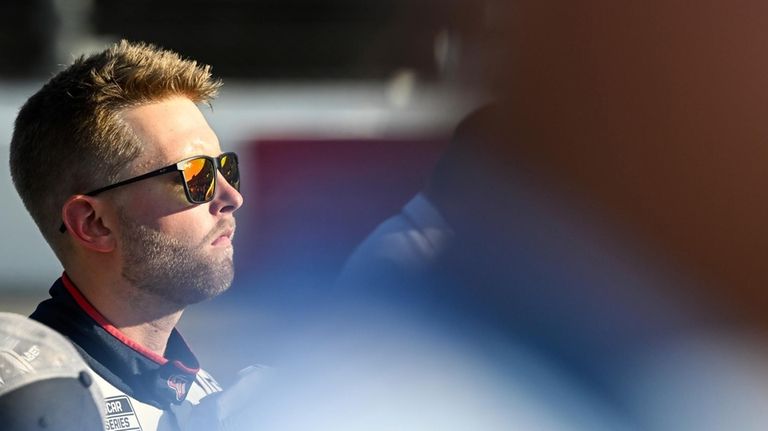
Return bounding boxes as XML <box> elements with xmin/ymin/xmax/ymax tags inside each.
<box><xmin>61</xmin><ymin>195</ymin><xmax>116</xmax><ymax>253</ymax></box>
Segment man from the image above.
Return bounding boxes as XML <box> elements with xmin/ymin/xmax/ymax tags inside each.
<box><xmin>336</xmin><ymin>103</ymin><xmax>703</xmax><ymax>428</ymax></box>
<box><xmin>9</xmin><ymin>40</ymin><xmax>243</xmax><ymax>430</ymax></box>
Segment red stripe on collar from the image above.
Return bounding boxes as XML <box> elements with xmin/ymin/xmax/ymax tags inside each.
<box><xmin>61</xmin><ymin>272</ymin><xmax>199</xmax><ymax>373</ymax></box>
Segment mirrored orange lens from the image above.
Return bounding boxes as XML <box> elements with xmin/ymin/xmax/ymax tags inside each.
<box><xmin>181</xmin><ymin>158</ymin><xmax>215</xmax><ymax>202</ymax></box>
<box><xmin>219</xmin><ymin>154</ymin><xmax>240</xmax><ymax>191</ymax></box>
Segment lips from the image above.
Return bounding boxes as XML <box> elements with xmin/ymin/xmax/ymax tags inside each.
<box><xmin>211</xmin><ymin>232</ymin><xmax>232</xmax><ymax>246</ymax></box>
<box><xmin>210</xmin><ymin>223</ymin><xmax>235</xmax><ymax>247</ymax></box>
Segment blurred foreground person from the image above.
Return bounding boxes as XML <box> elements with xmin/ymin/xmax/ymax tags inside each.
<box><xmin>339</xmin><ymin>7</ymin><xmax>768</xmax><ymax>420</ymax></box>
<box><xmin>0</xmin><ymin>312</ymin><xmax>104</xmax><ymax>430</ymax></box>
<box><xmin>10</xmin><ymin>40</ymin><xmax>243</xmax><ymax>430</ymax></box>
<box><xmin>336</xmin><ymin>103</ymin><xmax>715</xmax><ymax>428</ymax></box>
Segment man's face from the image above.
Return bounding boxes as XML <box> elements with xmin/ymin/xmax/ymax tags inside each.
<box><xmin>111</xmin><ymin>96</ymin><xmax>243</xmax><ymax>306</ymax></box>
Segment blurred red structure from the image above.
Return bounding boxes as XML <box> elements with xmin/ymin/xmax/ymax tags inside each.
<box><xmin>234</xmin><ymin>137</ymin><xmax>448</xmax><ymax>289</ymax></box>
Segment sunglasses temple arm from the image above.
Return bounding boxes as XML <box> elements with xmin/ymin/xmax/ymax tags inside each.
<box><xmin>83</xmin><ymin>165</ymin><xmax>178</xmax><ymax>197</ymax></box>
<box><xmin>59</xmin><ymin>165</ymin><xmax>178</xmax><ymax>233</ymax></box>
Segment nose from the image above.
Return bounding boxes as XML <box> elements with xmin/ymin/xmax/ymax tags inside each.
<box><xmin>210</xmin><ymin>170</ymin><xmax>243</xmax><ymax>214</ymax></box>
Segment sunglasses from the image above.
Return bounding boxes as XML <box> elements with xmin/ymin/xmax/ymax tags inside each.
<box><xmin>59</xmin><ymin>152</ymin><xmax>240</xmax><ymax>233</ymax></box>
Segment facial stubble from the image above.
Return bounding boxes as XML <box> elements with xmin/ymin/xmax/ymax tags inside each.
<box><xmin>119</xmin><ymin>211</ymin><xmax>235</xmax><ymax>307</ymax></box>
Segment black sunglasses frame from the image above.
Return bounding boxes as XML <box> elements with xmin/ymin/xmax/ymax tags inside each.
<box><xmin>59</xmin><ymin>152</ymin><xmax>239</xmax><ymax>233</ymax></box>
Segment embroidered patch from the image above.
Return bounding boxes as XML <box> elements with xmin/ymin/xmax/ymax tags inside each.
<box><xmin>104</xmin><ymin>395</ymin><xmax>143</xmax><ymax>431</ymax></box>
<box><xmin>166</xmin><ymin>374</ymin><xmax>188</xmax><ymax>401</ymax></box>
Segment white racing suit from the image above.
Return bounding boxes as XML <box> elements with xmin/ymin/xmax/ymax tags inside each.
<box><xmin>30</xmin><ymin>274</ymin><xmax>222</xmax><ymax>431</ymax></box>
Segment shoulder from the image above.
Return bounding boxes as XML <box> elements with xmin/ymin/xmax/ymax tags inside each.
<box><xmin>342</xmin><ymin>194</ymin><xmax>453</xmax><ymax>276</ymax></box>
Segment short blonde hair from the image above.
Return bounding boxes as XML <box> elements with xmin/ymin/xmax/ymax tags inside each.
<box><xmin>10</xmin><ymin>40</ymin><xmax>222</xmax><ymax>259</ymax></box>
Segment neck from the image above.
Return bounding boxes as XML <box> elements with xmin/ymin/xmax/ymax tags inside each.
<box><xmin>64</xmin><ymin>268</ymin><xmax>184</xmax><ymax>358</ymax></box>
<box><xmin>118</xmin><ymin>310</ymin><xmax>183</xmax><ymax>357</ymax></box>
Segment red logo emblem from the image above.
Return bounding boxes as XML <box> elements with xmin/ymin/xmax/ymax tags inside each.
<box><xmin>167</xmin><ymin>375</ymin><xmax>188</xmax><ymax>401</ymax></box>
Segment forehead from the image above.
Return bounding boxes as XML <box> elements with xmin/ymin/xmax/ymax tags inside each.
<box><xmin>120</xmin><ymin>96</ymin><xmax>221</xmax><ymax>170</ymax></box>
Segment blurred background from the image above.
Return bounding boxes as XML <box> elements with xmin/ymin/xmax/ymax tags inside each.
<box><xmin>6</xmin><ymin>1</ymin><xmax>768</xmax><ymax>429</ymax></box>
<box><xmin>0</xmin><ymin>0</ymin><xmax>487</xmax><ymax>393</ymax></box>
<box><xmin>0</xmin><ymin>0</ymin><xmax>488</xmax><ymax>293</ymax></box>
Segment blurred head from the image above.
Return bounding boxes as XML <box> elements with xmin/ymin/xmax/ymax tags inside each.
<box><xmin>425</xmin><ymin>103</ymin><xmax>516</xmax><ymax>227</ymax></box>
<box><xmin>10</xmin><ymin>40</ymin><xmax>243</xmax><ymax>304</ymax></box>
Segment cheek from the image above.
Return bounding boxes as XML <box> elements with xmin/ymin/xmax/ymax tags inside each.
<box><xmin>112</xmin><ymin>194</ymin><xmax>155</xmax><ymax>225</ymax></box>
<box><xmin>120</xmin><ymin>182</ymin><xmax>195</xmax><ymax>226</ymax></box>
<box><xmin>154</xmin><ymin>206</ymin><xmax>216</xmax><ymax>242</ymax></box>
<box><xmin>114</xmin><ymin>182</ymin><xmax>216</xmax><ymax>241</ymax></box>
